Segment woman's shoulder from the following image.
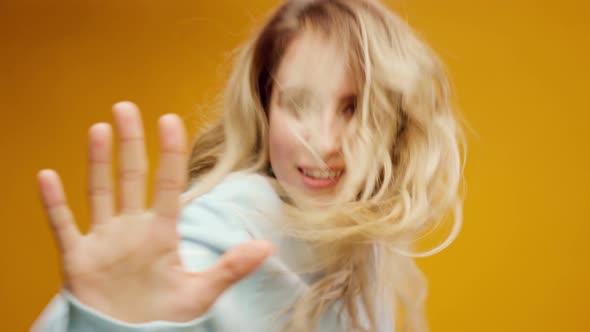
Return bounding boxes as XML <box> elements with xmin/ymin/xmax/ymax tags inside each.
<box><xmin>179</xmin><ymin>171</ymin><xmax>283</xmax><ymax>241</ymax></box>
<box><xmin>186</xmin><ymin>171</ymin><xmax>281</xmax><ymax>209</ymax></box>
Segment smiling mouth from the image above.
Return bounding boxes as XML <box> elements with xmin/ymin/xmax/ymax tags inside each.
<box><xmin>298</xmin><ymin>167</ymin><xmax>343</xmax><ymax>179</ymax></box>
<box><xmin>297</xmin><ymin>167</ymin><xmax>344</xmax><ymax>189</ymax></box>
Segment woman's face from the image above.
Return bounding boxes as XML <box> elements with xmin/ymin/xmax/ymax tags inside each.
<box><xmin>268</xmin><ymin>31</ymin><xmax>357</xmax><ymax>198</ymax></box>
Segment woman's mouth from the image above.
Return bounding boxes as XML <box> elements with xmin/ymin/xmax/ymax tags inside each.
<box><xmin>298</xmin><ymin>167</ymin><xmax>343</xmax><ymax>190</ymax></box>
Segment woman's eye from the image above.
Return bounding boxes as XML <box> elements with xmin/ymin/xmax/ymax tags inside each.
<box><xmin>342</xmin><ymin>103</ymin><xmax>356</xmax><ymax>118</ymax></box>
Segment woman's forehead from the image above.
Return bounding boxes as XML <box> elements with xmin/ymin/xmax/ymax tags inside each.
<box><xmin>274</xmin><ymin>31</ymin><xmax>357</xmax><ymax>99</ymax></box>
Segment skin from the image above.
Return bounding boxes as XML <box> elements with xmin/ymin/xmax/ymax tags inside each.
<box><xmin>268</xmin><ymin>30</ymin><xmax>357</xmax><ymax>198</ymax></box>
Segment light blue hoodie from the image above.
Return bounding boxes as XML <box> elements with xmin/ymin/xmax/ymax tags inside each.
<box><xmin>33</xmin><ymin>172</ymin><xmax>393</xmax><ymax>332</ymax></box>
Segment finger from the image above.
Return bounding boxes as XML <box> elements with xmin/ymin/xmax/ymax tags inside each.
<box><xmin>152</xmin><ymin>114</ymin><xmax>187</xmax><ymax>222</ymax></box>
<box><xmin>37</xmin><ymin>170</ymin><xmax>81</xmax><ymax>253</ymax></box>
<box><xmin>88</xmin><ymin>123</ymin><xmax>114</xmax><ymax>225</ymax></box>
<box><xmin>113</xmin><ymin>102</ymin><xmax>148</xmax><ymax>214</ymax></box>
<box><xmin>195</xmin><ymin>241</ymin><xmax>274</xmax><ymax>297</ymax></box>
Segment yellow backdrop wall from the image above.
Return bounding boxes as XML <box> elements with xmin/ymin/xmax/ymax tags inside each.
<box><xmin>1</xmin><ymin>1</ymin><xmax>588</xmax><ymax>331</ymax></box>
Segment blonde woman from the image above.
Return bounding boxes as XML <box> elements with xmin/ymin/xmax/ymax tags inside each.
<box><xmin>34</xmin><ymin>0</ymin><xmax>464</xmax><ymax>331</ymax></box>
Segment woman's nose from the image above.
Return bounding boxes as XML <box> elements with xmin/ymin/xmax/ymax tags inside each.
<box><xmin>306</xmin><ymin>110</ymin><xmax>342</xmax><ymax>160</ymax></box>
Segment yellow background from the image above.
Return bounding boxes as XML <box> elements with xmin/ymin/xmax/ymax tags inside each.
<box><xmin>1</xmin><ymin>0</ymin><xmax>588</xmax><ymax>331</ymax></box>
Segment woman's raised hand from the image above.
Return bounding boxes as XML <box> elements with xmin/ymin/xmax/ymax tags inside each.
<box><xmin>37</xmin><ymin>102</ymin><xmax>273</xmax><ymax>323</ymax></box>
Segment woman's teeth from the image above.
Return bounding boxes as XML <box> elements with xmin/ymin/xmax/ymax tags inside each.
<box><xmin>302</xmin><ymin>169</ymin><xmax>342</xmax><ymax>179</ymax></box>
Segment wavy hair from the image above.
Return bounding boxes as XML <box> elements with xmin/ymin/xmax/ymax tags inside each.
<box><xmin>184</xmin><ymin>0</ymin><xmax>466</xmax><ymax>331</ymax></box>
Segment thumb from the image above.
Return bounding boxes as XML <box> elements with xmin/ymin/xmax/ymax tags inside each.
<box><xmin>197</xmin><ymin>240</ymin><xmax>274</xmax><ymax>296</ymax></box>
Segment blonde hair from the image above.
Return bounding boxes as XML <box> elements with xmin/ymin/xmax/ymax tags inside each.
<box><xmin>185</xmin><ymin>0</ymin><xmax>465</xmax><ymax>331</ymax></box>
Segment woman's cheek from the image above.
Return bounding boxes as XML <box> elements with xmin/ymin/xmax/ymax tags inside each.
<box><xmin>269</xmin><ymin>112</ymin><xmax>301</xmax><ymax>185</ymax></box>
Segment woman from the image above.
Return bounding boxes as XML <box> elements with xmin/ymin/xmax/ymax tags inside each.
<box><xmin>34</xmin><ymin>0</ymin><xmax>464</xmax><ymax>331</ymax></box>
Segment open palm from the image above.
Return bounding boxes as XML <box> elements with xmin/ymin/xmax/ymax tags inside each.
<box><xmin>37</xmin><ymin>102</ymin><xmax>273</xmax><ymax>323</ymax></box>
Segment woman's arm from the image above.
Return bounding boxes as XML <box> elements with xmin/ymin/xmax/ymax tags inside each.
<box><xmin>31</xmin><ymin>103</ymin><xmax>272</xmax><ymax>331</ymax></box>
<box><xmin>33</xmin><ymin>171</ymin><xmax>353</xmax><ymax>331</ymax></box>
